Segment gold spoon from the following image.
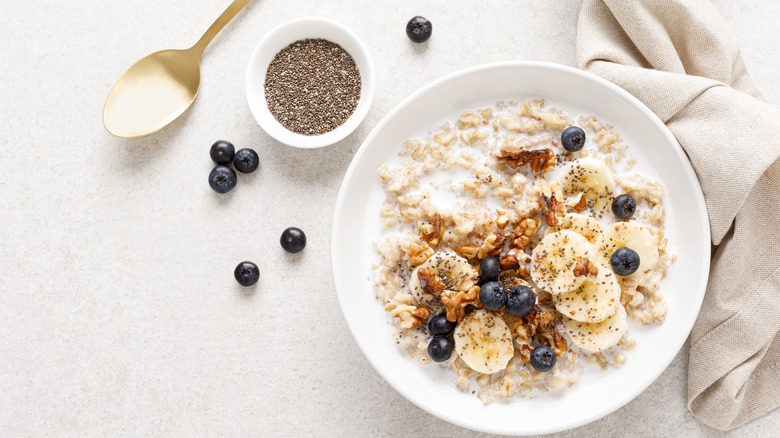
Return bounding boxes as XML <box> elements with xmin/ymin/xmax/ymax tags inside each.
<box><xmin>103</xmin><ymin>0</ymin><xmax>252</xmax><ymax>138</ymax></box>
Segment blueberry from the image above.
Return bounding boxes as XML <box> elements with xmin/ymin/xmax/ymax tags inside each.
<box><xmin>406</xmin><ymin>16</ymin><xmax>432</xmax><ymax>43</ymax></box>
<box><xmin>280</xmin><ymin>227</ymin><xmax>306</xmax><ymax>253</ymax></box>
<box><xmin>530</xmin><ymin>345</ymin><xmax>556</xmax><ymax>372</ymax></box>
<box><xmin>506</xmin><ymin>285</ymin><xmax>536</xmax><ymax>317</ymax></box>
<box><xmin>208</xmin><ymin>165</ymin><xmax>237</xmax><ymax>194</ymax></box>
<box><xmin>209</xmin><ymin>140</ymin><xmax>235</xmax><ymax>165</ymax></box>
<box><xmin>234</xmin><ymin>261</ymin><xmax>259</xmax><ymax>287</ymax></box>
<box><xmin>233</xmin><ymin>148</ymin><xmax>259</xmax><ymax>174</ymax></box>
<box><xmin>479</xmin><ymin>256</ymin><xmax>500</xmax><ymax>284</ymax></box>
<box><xmin>612</xmin><ymin>194</ymin><xmax>637</xmax><ymax>219</ymax></box>
<box><xmin>479</xmin><ymin>281</ymin><xmax>506</xmax><ymax>311</ymax></box>
<box><xmin>610</xmin><ymin>247</ymin><xmax>640</xmax><ymax>276</ymax></box>
<box><xmin>427</xmin><ymin>313</ymin><xmax>456</xmax><ymax>336</ymax></box>
<box><xmin>427</xmin><ymin>335</ymin><xmax>454</xmax><ymax>362</ymax></box>
<box><xmin>561</xmin><ymin>126</ymin><xmax>586</xmax><ymax>152</ymax></box>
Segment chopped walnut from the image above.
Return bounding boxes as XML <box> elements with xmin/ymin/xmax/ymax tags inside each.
<box><xmin>408</xmin><ymin>242</ymin><xmax>434</xmax><ymax>266</ymax></box>
<box><xmin>500</xmin><ymin>248</ymin><xmax>531</xmax><ymax>278</ymax></box>
<box><xmin>455</xmin><ymin>246</ymin><xmax>478</xmax><ymax>259</ymax></box>
<box><xmin>528</xmin><ymin>308</ymin><xmax>568</xmax><ymax>357</ymax></box>
<box><xmin>477</xmin><ymin>233</ymin><xmax>505</xmax><ymax>259</ymax></box>
<box><xmin>440</xmin><ymin>285</ymin><xmax>482</xmax><ymax>322</ymax></box>
<box><xmin>497</xmin><ymin>146</ymin><xmax>555</xmax><ymax>173</ymax></box>
<box><xmin>417</xmin><ymin>268</ymin><xmax>445</xmax><ymax>296</ymax></box>
<box><xmin>539</xmin><ymin>192</ymin><xmax>565</xmax><ymax>227</ymax></box>
<box><xmin>499</xmin><ymin>253</ymin><xmax>519</xmax><ymax>270</ymax></box>
<box><xmin>573</xmin><ymin>258</ymin><xmax>599</xmax><ymax>278</ymax></box>
<box><xmin>513</xmin><ymin>307</ymin><xmax>568</xmax><ymax>362</ymax></box>
<box><xmin>496</xmin><ymin>213</ymin><xmax>510</xmax><ymax>229</ymax></box>
<box><xmin>420</xmin><ymin>213</ymin><xmax>442</xmax><ymax>246</ymax></box>
<box><xmin>517</xmin><ymin>254</ymin><xmax>531</xmax><ymax>279</ymax></box>
<box><xmin>387</xmin><ymin>302</ymin><xmax>429</xmax><ymax>329</ymax></box>
<box><xmin>512</xmin><ymin>218</ymin><xmax>540</xmax><ymax>250</ymax></box>
<box><xmin>519</xmin><ymin>343</ymin><xmax>533</xmax><ymax>363</ymax></box>
<box><xmin>409</xmin><ymin>306</ymin><xmax>431</xmax><ymax>328</ymax></box>
<box><xmin>569</xmin><ymin>192</ymin><xmax>587</xmax><ymax>212</ymax></box>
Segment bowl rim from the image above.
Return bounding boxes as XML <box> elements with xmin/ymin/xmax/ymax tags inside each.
<box><xmin>245</xmin><ymin>16</ymin><xmax>375</xmax><ymax>149</ymax></box>
<box><xmin>330</xmin><ymin>60</ymin><xmax>710</xmax><ymax>435</ymax></box>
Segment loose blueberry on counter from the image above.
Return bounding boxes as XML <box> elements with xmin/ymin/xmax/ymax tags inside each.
<box><xmin>561</xmin><ymin>126</ymin><xmax>586</xmax><ymax>152</ymax></box>
<box><xmin>208</xmin><ymin>165</ymin><xmax>237</xmax><ymax>194</ymax></box>
<box><xmin>610</xmin><ymin>247</ymin><xmax>641</xmax><ymax>276</ymax></box>
<box><xmin>233</xmin><ymin>148</ymin><xmax>259</xmax><ymax>174</ymax></box>
<box><xmin>280</xmin><ymin>227</ymin><xmax>307</xmax><ymax>253</ymax></box>
<box><xmin>427</xmin><ymin>335</ymin><xmax>454</xmax><ymax>362</ymax></box>
<box><xmin>234</xmin><ymin>261</ymin><xmax>259</xmax><ymax>287</ymax></box>
<box><xmin>612</xmin><ymin>194</ymin><xmax>637</xmax><ymax>220</ymax></box>
<box><xmin>530</xmin><ymin>345</ymin><xmax>556</xmax><ymax>372</ymax></box>
<box><xmin>479</xmin><ymin>281</ymin><xmax>506</xmax><ymax>311</ymax></box>
<box><xmin>479</xmin><ymin>256</ymin><xmax>500</xmax><ymax>284</ymax></box>
<box><xmin>506</xmin><ymin>285</ymin><xmax>536</xmax><ymax>317</ymax></box>
<box><xmin>406</xmin><ymin>16</ymin><xmax>433</xmax><ymax>43</ymax></box>
<box><xmin>428</xmin><ymin>313</ymin><xmax>457</xmax><ymax>336</ymax></box>
<box><xmin>210</xmin><ymin>140</ymin><xmax>235</xmax><ymax>165</ymax></box>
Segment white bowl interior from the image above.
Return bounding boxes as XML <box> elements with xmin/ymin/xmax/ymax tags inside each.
<box><xmin>331</xmin><ymin>62</ymin><xmax>709</xmax><ymax>435</ymax></box>
<box><xmin>246</xmin><ymin>17</ymin><xmax>375</xmax><ymax>148</ymax></box>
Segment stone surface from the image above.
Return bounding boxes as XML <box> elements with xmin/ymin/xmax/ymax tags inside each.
<box><xmin>0</xmin><ymin>0</ymin><xmax>777</xmax><ymax>436</ymax></box>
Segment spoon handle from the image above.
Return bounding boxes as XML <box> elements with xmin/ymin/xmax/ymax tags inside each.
<box><xmin>192</xmin><ymin>0</ymin><xmax>252</xmax><ymax>54</ymax></box>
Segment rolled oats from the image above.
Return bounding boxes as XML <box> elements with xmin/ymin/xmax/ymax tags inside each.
<box><xmin>373</xmin><ymin>100</ymin><xmax>673</xmax><ymax>403</ymax></box>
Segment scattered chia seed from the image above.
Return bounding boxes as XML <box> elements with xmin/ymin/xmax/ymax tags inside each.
<box><xmin>264</xmin><ymin>38</ymin><xmax>361</xmax><ymax>136</ymax></box>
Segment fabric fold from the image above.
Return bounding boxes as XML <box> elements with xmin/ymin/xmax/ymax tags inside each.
<box><xmin>577</xmin><ymin>0</ymin><xmax>780</xmax><ymax>430</ymax></box>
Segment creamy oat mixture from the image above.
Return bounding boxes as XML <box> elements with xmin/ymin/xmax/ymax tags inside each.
<box><xmin>373</xmin><ymin>99</ymin><xmax>673</xmax><ymax>403</ymax></box>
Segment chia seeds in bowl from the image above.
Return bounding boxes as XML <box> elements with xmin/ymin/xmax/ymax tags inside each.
<box><xmin>245</xmin><ymin>17</ymin><xmax>376</xmax><ymax>148</ymax></box>
<box><xmin>264</xmin><ymin>38</ymin><xmax>361</xmax><ymax>136</ymax></box>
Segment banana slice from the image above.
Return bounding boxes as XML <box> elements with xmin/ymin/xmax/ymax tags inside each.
<box><xmin>531</xmin><ymin>230</ymin><xmax>593</xmax><ymax>294</ymax></box>
<box><xmin>562</xmin><ymin>157</ymin><xmax>616</xmax><ymax>212</ymax></box>
<box><xmin>408</xmin><ymin>251</ymin><xmax>478</xmax><ymax>303</ymax></box>
<box><xmin>594</xmin><ymin>222</ymin><xmax>659</xmax><ymax>278</ymax></box>
<box><xmin>562</xmin><ymin>305</ymin><xmax>627</xmax><ymax>352</ymax></box>
<box><xmin>553</xmin><ymin>263</ymin><xmax>620</xmax><ymax>323</ymax></box>
<box><xmin>453</xmin><ymin>309</ymin><xmax>514</xmax><ymax>374</ymax></box>
<box><xmin>546</xmin><ymin>213</ymin><xmax>604</xmax><ymax>243</ymax></box>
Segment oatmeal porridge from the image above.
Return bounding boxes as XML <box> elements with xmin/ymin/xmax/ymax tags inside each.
<box><xmin>373</xmin><ymin>99</ymin><xmax>673</xmax><ymax>403</ymax></box>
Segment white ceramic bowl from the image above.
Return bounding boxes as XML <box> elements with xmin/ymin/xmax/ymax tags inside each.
<box><xmin>245</xmin><ymin>17</ymin><xmax>375</xmax><ymax>149</ymax></box>
<box><xmin>331</xmin><ymin>62</ymin><xmax>710</xmax><ymax>435</ymax></box>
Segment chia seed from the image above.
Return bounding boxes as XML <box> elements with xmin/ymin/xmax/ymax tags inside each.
<box><xmin>264</xmin><ymin>38</ymin><xmax>361</xmax><ymax>136</ymax></box>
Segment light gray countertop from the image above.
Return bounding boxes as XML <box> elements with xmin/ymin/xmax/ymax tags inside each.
<box><xmin>1</xmin><ymin>1</ymin><xmax>778</xmax><ymax>436</ymax></box>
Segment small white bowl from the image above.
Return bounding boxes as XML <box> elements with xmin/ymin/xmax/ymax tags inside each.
<box><xmin>246</xmin><ymin>17</ymin><xmax>375</xmax><ymax>149</ymax></box>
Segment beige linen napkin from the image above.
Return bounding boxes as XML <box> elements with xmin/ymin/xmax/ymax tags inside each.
<box><xmin>577</xmin><ymin>0</ymin><xmax>780</xmax><ymax>430</ymax></box>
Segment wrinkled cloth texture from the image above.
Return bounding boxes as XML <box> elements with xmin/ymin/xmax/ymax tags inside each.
<box><xmin>577</xmin><ymin>0</ymin><xmax>780</xmax><ymax>431</ymax></box>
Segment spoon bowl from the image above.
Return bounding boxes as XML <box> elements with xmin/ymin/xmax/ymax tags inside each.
<box><xmin>103</xmin><ymin>49</ymin><xmax>201</xmax><ymax>138</ymax></box>
<box><xmin>103</xmin><ymin>0</ymin><xmax>250</xmax><ymax>138</ymax></box>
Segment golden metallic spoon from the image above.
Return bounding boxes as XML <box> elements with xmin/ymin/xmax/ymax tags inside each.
<box><xmin>103</xmin><ymin>0</ymin><xmax>252</xmax><ymax>138</ymax></box>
